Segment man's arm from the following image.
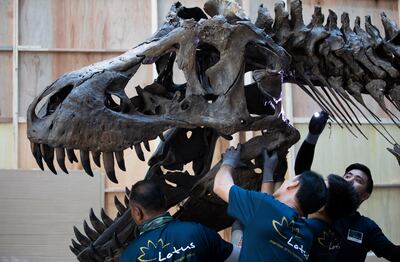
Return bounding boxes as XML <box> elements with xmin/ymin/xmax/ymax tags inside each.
<box><xmin>368</xmin><ymin>221</ymin><xmax>400</xmax><ymax>261</ymax></box>
<box><xmin>294</xmin><ymin>111</ymin><xmax>329</xmax><ymax>175</ymax></box>
<box><xmin>213</xmin><ymin>145</ymin><xmax>243</xmax><ymax>203</ymax></box>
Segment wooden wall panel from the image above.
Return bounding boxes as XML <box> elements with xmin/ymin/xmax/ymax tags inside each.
<box><xmin>20</xmin><ymin>0</ymin><xmax>152</xmax><ymax>49</ymax></box>
<box><xmin>0</xmin><ymin>124</ymin><xmax>14</xmax><ymax>169</ymax></box>
<box><xmin>0</xmin><ymin>0</ymin><xmax>13</xmax><ymax>46</ymax></box>
<box><xmin>0</xmin><ymin>169</ymin><xmax>103</xmax><ymax>262</ymax></box>
<box><xmin>359</xmin><ymin>187</ymin><xmax>400</xmax><ymax>244</ymax></box>
<box><xmin>0</xmin><ymin>52</ymin><xmax>13</xmax><ymax>120</ymax></box>
<box><xmin>293</xmin><ymin>124</ymin><xmax>400</xmax><ymax>184</ymax></box>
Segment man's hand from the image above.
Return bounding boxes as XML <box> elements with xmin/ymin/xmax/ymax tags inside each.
<box><xmin>309</xmin><ymin>111</ymin><xmax>329</xmax><ymax>135</ymax></box>
<box><xmin>262</xmin><ymin>149</ymin><xmax>278</xmax><ymax>184</ymax></box>
<box><xmin>222</xmin><ymin>145</ymin><xmax>245</xmax><ymax>168</ymax></box>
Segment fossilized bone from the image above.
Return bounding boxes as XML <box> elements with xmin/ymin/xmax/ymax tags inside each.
<box><xmin>26</xmin><ymin>0</ymin><xmax>399</xmax><ymax>261</ymax></box>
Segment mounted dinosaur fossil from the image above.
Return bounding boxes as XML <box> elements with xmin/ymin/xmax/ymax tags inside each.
<box><xmin>26</xmin><ymin>0</ymin><xmax>399</xmax><ymax>261</ymax></box>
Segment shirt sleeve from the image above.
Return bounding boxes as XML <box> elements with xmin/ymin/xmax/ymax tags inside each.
<box><xmin>200</xmin><ymin>225</ymin><xmax>233</xmax><ymax>261</ymax></box>
<box><xmin>367</xmin><ymin>219</ymin><xmax>396</xmax><ymax>258</ymax></box>
<box><xmin>227</xmin><ymin>185</ymin><xmax>273</xmax><ymax>226</ymax></box>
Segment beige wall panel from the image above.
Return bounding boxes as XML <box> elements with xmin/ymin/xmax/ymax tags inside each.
<box><xmin>293</xmin><ymin>123</ymin><xmax>400</xmax><ymax>184</ymax></box>
<box><xmin>0</xmin><ymin>0</ymin><xmax>13</xmax><ymax>46</ymax></box>
<box><xmin>19</xmin><ymin>52</ymin><xmax>118</xmax><ymax>117</ymax></box>
<box><xmin>300</xmin><ymin>0</ymin><xmax>398</xmax><ymax>33</ymax></box>
<box><xmin>0</xmin><ymin>169</ymin><xmax>103</xmax><ymax>262</ymax></box>
<box><xmin>20</xmin><ymin>0</ymin><xmax>152</xmax><ymax>49</ymax></box>
<box><xmin>358</xmin><ymin>187</ymin><xmax>400</xmax><ymax>244</ymax></box>
<box><xmin>0</xmin><ymin>123</ymin><xmax>14</xmax><ymax>169</ymax></box>
<box><xmin>0</xmin><ymin>52</ymin><xmax>13</xmax><ymax>120</ymax></box>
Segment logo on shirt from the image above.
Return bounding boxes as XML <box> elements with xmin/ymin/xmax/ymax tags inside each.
<box><xmin>272</xmin><ymin>216</ymin><xmax>309</xmax><ymax>260</ymax></box>
<box><xmin>137</xmin><ymin>238</ymin><xmax>196</xmax><ymax>262</ymax></box>
<box><xmin>317</xmin><ymin>230</ymin><xmax>340</xmax><ymax>250</ymax></box>
<box><xmin>347</xmin><ymin>229</ymin><xmax>363</xmax><ymax>244</ymax></box>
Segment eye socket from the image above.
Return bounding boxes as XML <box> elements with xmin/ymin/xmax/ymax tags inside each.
<box><xmin>35</xmin><ymin>85</ymin><xmax>74</xmax><ymax>118</ymax></box>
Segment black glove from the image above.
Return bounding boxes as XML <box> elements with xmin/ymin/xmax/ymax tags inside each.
<box><xmin>222</xmin><ymin>145</ymin><xmax>245</xmax><ymax>168</ymax></box>
<box><xmin>262</xmin><ymin>149</ymin><xmax>278</xmax><ymax>182</ymax></box>
<box><xmin>309</xmin><ymin>111</ymin><xmax>329</xmax><ymax>135</ymax></box>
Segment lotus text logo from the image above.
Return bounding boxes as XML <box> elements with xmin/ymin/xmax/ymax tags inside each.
<box><xmin>138</xmin><ymin>239</ymin><xmax>170</xmax><ymax>262</ymax></box>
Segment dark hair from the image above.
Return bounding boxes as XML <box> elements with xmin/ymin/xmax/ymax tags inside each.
<box><xmin>129</xmin><ymin>180</ymin><xmax>167</xmax><ymax>212</ymax></box>
<box><xmin>296</xmin><ymin>171</ymin><xmax>328</xmax><ymax>216</ymax></box>
<box><xmin>325</xmin><ymin>174</ymin><xmax>360</xmax><ymax>221</ymax></box>
<box><xmin>345</xmin><ymin>163</ymin><xmax>373</xmax><ymax>194</ymax></box>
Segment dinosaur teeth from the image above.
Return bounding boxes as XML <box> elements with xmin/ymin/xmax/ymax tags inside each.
<box><xmin>100</xmin><ymin>208</ymin><xmax>113</xmax><ymax>227</ymax></box>
<box><xmin>92</xmin><ymin>151</ymin><xmax>101</xmax><ymax>167</ymax></box>
<box><xmin>103</xmin><ymin>152</ymin><xmax>118</xmax><ymax>183</ymax></box>
<box><xmin>80</xmin><ymin>150</ymin><xmax>94</xmax><ymax>177</ymax></box>
<box><xmin>114</xmin><ymin>151</ymin><xmax>126</xmax><ymax>171</ymax></box>
<box><xmin>143</xmin><ymin>140</ymin><xmax>151</xmax><ymax>152</ymax></box>
<box><xmin>55</xmin><ymin>147</ymin><xmax>68</xmax><ymax>174</ymax></box>
<box><xmin>66</xmin><ymin>149</ymin><xmax>78</xmax><ymax>163</ymax></box>
<box><xmin>40</xmin><ymin>144</ymin><xmax>57</xmax><ymax>174</ymax></box>
<box><xmin>114</xmin><ymin>195</ymin><xmax>126</xmax><ymax>216</ymax></box>
<box><xmin>30</xmin><ymin>142</ymin><xmax>44</xmax><ymax>170</ymax></box>
<box><xmin>134</xmin><ymin>144</ymin><xmax>145</xmax><ymax>161</ymax></box>
<box><xmin>73</xmin><ymin>225</ymin><xmax>91</xmax><ymax>246</ymax></box>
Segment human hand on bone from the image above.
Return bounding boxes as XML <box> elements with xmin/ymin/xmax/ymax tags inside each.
<box><xmin>222</xmin><ymin>144</ymin><xmax>246</xmax><ymax>168</ymax></box>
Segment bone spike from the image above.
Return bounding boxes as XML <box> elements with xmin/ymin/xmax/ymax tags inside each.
<box><xmin>83</xmin><ymin>220</ymin><xmax>100</xmax><ymax>241</ymax></box>
<box><xmin>73</xmin><ymin>226</ymin><xmax>91</xmax><ymax>246</ymax></box>
<box><xmin>92</xmin><ymin>151</ymin><xmax>101</xmax><ymax>167</ymax></box>
<box><xmin>114</xmin><ymin>196</ymin><xmax>126</xmax><ymax>215</ymax></box>
<box><xmin>159</xmin><ymin>133</ymin><xmax>165</xmax><ymax>141</ymax></box>
<box><xmin>100</xmin><ymin>208</ymin><xmax>113</xmax><ymax>227</ymax></box>
<box><xmin>134</xmin><ymin>144</ymin><xmax>145</xmax><ymax>161</ymax></box>
<box><xmin>326</xmin><ymin>9</ymin><xmax>338</xmax><ymax>30</ymax></box>
<box><xmin>125</xmin><ymin>186</ymin><xmax>131</xmax><ymax>197</ymax></box>
<box><xmin>71</xmin><ymin>238</ymin><xmax>85</xmax><ymax>252</ymax></box>
<box><xmin>30</xmin><ymin>142</ymin><xmax>44</xmax><ymax>170</ymax></box>
<box><xmin>381</xmin><ymin>12</ymin><xmax>400</xmax><ymax>41</ymax></box>
<box><xmin>80</xmin><ymin>150</ymin><xmax>94</xmax><ymax>177</ymax></box>
<box><xmin>124</xmin><ymin>195</ymin><xmax>129</xmax><ymax>207</ymax></box>
<box><xmin>66</xmin><ymin>149</ymin><xmax>78</xmax><ymax>163</ymax></box>
<box><xmin>40</xmin><ymin>144</ymin><xmax>57</xmax><ymax>174</ymax></box>
<box><xmin>103</xmin><ymin>152</ymin><xmax>118</xmax><ymax>183</ymax></box>
<box><xmin>69</xmin><ymin>245</ymin><xmax>80</xmax><ymax>256</ymax></box>
<box><xmin>143</xmin><ymin>141</ymin><xmax>151</xmax><ymax>152</ymax></box>
<box><xmin>89</xmin><ymin>208</ymin><xmax>106</xmax><ymax>234</ymax></box>
<box><xmin>114</xmin><ymin>151</ymin><xmax>126</xmax><ymax>171</ymax></box>
<box><xmin>55</xmin><ymin>147</ymin><xmax>68</xmax><ymax>174</ymax></box>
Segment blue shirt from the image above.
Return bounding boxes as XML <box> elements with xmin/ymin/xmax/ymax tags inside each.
<box><xmin>228</xmin><ymin>185</ymin><xmax>314</xmax><ymax>262</ymax></box>
<box><xmin>306</xmin><ymin>218</ymin><xmax>340</xmax><ymax>262</ymax></box>
<box><xmin>120</xmin><ymin>219</ymin><xmax>233</xmax><ymax>262</ymax></box>
<box><xmin>334</xmin><ymin>212</ymin><xmax>394</xmax><ymax>262</ymax></box>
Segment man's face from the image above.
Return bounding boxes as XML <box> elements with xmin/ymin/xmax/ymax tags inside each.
<box><xmin>343</xmin><ymin>169</ymin><xmax>370</xmax><ymax>202</ymax></box>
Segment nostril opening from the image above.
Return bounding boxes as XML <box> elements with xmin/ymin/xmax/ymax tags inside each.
<box><xmin>240</xmin><ymin>119</ymin><xmax>247</xmax><ymax>125</ymax></box>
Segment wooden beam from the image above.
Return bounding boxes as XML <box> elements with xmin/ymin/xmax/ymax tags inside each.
<box><xmin>12</xmin><ymin>0</ymin><xmax>19</xmax><ymax>168</ymax></box>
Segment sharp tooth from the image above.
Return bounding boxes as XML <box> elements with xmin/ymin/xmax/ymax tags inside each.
<box><xmin>30</xmin><ymin>142</ymin><xmax>44</xmax><ymax>170</ymax></box>
<box><xmin>124</xmin><ymin>195</ymin><xmax>129</xmax><ymax>207</ymax></box>
<box><xmin>69</xmin><ymin>244</ymin><xmax>80</xmax><ymax>256</ymax></box>
<box><xmin>66</xmin><ymin>149</ymin><xmax>78</xmax><ymax>163</ymax></box>
<box><xmin>73</xmin><ymin>226</ymin><xmax>91</xmax><ymax>246</ymax></box>
<box><xmin>125</xmin><ymin>186</ymin><xmax>131</xmax><ymax>197</ymax></box>
<box><xmin>100</xmin><ymin>208</ymin><xmax>113</xmax><ymax>227</ymax></box>
<box><xmin>159</xmin><ymin>133</ymin><xmax>165</xmax><ymax>141</ymax></box>
<box><xmin>143</xmin><ymin>140</ymin><xmax>150</xmax><ymax>152</ymax></box>
<box><xmin>92</xmin><ymin>151</ymin><xmax>101</xmax><ymax>167</ymax></box>
<box><xmin>103</xmin><ymin>152</ymin><xmax>118</xmax><ymax>183</ymax></box>
<box><xmin>89</xmin><ymin>208</ymin><xmax>106</xmax><ymax>234</ymax></box>
<box><xmin>114</xmin><ymin>151</ymin><xmax>126</xmax><ymax>171</ymax></box>
<box><xmin>83</xmin><ymin>220</ymin><xmax>100</xmax><ymax>241</ymax></box>
<box><xmin>55</xmin><ymin>148</ymin><xmax>68</xmax><ymax>174</ymax></box>
<box><xmin>71</xmin><ymin>239</ymin><xmax>85</xmax><ymax>251</ymax></box>
<box><xmin>134</xmin><ymin>144</ymin><xmax>145</xmax><ymax>161</ymax></box>
<box><xmin>80</xmin><ymin>150</ymin><xmax>94</xmax><ymax>177</ymax></box>
<box><xmin>40</xmin><ymin>144</ymin><xmax>57</xmax><ymax>174</ymax></box>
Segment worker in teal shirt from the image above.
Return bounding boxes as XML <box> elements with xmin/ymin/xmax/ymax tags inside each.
<box><xmin>213</xmin><ymin>145</ymin><xmax>328</xmax><ymax>261</ymax></box>
<box><xmin>121</xmin><ymin>180</ymin><xmax>240</xmax><ymax>262</ymax></box>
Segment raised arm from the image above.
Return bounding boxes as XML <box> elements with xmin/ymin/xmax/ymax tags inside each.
<box><xmin>294</xmin><ymin>111</ymin><xmax>329</xmax><ymax>174</ymax></box>
<box><xmin>213</xmin><ymin>145</ymin><xmax>244</xmax><ymax>203</ymax></box>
